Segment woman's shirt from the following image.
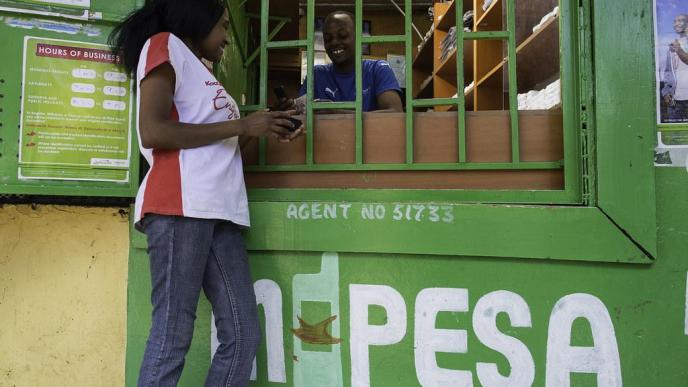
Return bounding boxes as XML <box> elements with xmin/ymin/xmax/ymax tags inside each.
<box><xmin>134</xmin><ymin>32</ymin><xmax>249</xmax><ymax>228</ymax></box>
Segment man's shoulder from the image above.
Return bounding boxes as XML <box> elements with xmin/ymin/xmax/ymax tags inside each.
<box><xmin>313</xmin><ymin>63</ymin><xmax>334</xmax><ymax>74</ymax></box>
<box><xmin>364</xmin><ymin>59</ymin><xmax>392</xmax><ymax>69</ymax></box>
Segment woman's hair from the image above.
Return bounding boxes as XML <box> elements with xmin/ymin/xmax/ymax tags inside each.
<box><xmin>109</xmin><ymin>0</ymin><xmax>226</xmax><ymax>74</ymax></box>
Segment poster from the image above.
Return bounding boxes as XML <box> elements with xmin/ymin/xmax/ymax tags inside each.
<box><xmin>18</xmin><ymin>37</ymin><xmax>132</xmax><ymax>182</ymax></box>
<box><xmin>654</xmin><ymin>0</ymin><xmax>688</xmax><ymax>125</ymax></box>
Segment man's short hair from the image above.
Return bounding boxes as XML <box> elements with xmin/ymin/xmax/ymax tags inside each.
<box><xmin>324</xmin><ymin>10</ymin><xmax>355</xmax><ymax>26</ymax></box>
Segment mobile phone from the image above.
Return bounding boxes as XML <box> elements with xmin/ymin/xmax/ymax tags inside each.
<box><xmin>286</xmin><ymin>116</ymin><xmax>302</xmax><ymax>132</ymax></box>
<box><xmin>273</xmin><ymin>86</ymin><xmax>301</xmax><ymax>131</ymax></box>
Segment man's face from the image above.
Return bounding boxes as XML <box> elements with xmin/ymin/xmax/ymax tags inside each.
<box><xmin>674</xmin><ymin>15</ymin><xmax>688</xmax><ymax>34</ymax></box>
<box><xmin>323</xmin><ymin>14</ymin><xmax>355</xmax><ymax>68</ymax></box>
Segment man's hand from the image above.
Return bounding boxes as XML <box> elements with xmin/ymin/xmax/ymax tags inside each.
<box><xmin>665</xmin><ymin>94</ymin><xmax>676</xmax><ymax>107</ymax></box>
<box><xmin>670</xmin><ymin>40</ymin><xmax>680</xmax><ymax>53</ymax></box>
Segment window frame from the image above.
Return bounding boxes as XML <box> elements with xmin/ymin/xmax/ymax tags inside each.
<box><xmin>232</xmin><ymin>0</ymin><xmax>657</xmax><ymax>264</ymax></box>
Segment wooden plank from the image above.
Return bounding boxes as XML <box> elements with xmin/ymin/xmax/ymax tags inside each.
<box><xmin>243</xmin><ymin>110</ymin><xmax>563</xmax><ymax>190</ymax></box>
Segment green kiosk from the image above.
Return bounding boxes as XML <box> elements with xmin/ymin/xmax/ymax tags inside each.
<box><xmin>0</xmin><ymin>0</ymin><xmax>686</xmax><ymax>385</ymax></box>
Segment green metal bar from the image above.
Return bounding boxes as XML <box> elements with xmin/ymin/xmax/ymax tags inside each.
<box><xmin>224</xmin><ymin>0</ymin><xmax>247</xmax><ymax>65</ymax></box>
<box><xmin>245</xmin><ymin>19</ymin><xmax>289</xmax><ymax>66</ymax></box>
<box><xmin>245</xmin><ymin>161</ymin><xmax>562</xmax><ymax>172</ymax></box>
<box><xmin>360</xmin><ymin>35</ymin><xmax>406</xmax><ymax>44</ymax></box>
<box><xmin>306</xmin><ymin>0</ymin><xmax>315</xmax><ymax>165</ymax></box>
<box><xmin>454</xmin><ymin>0</ymin><xmax>466</xmax><ymax>163</ymax></box>
<box><xmin>267</xmin><ymin>40</ymin><xmax>308</xmax><ymax>49</ymax></box>
<box><xmin>355</xmin><ymin>0</ymin><xmax>363</xmax><ymax>165</ymax></box>
<box><xmin>404</xmin><ymin>0</ymin><xmax>414</xmax><ymax>164</ymax></box>
<box><xmin>412</xmin><ymin>98</ymin><xmax>460</xmax><ymax>107</ymax></box>
<box><xmin>463</xmin><ymin>31</ymin><xmax>510</xmax><ymax>40</ymax></box>
<box><xmin>313</xmin><ymin>102</ymin><xmax>356</xmax><ymax>110</ymax></box>
<box><xmin>258</xmin><ymin>0</ymin><xmax>269</xmax><ymax>166</ymax></box>
<box><xmin>574</xmin><ymin>0</ymin><xmax>592</xmax><ymax>205</ymax></box>
<box><xmin>268</xmin><ymin>20</ymin><xmax>289</xmax><ymax>42</ymax></box>
<box><xmin>505</xmin><ymin>0</ymin><xmax>520</xmax><ymax>163</ymax></box>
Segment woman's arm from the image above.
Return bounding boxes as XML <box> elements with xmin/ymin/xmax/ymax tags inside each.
<box><xmin>138</xmin><ymin>63</ymin><xmax>297</xmax><ymax>150</ymax></box>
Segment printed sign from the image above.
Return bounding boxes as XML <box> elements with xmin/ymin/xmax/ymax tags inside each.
<box><xmin>654</xmin><ymin>0</ymin><xmax>688</xmax><ymax>125</ymax></box>
<box><xmin>18</xmin><ymin>37</ymin><xmax>132</xmax><ymax>182</ymax></box>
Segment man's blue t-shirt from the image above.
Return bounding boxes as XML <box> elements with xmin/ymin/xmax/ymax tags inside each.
<box><xmin>299</xmin><ymin>60</ymin><xmax>401</xmax><ymax>112</ymax></box>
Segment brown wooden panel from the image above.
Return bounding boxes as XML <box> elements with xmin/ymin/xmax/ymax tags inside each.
<box><xmin>245</xmin><ymin>169</ymin><xmax>563</xmax><ymax>190</ymax></box>
<box><xmin>241</xmin><ymin>110</ymin><xmax>563</xmax><ymax>190</ymax></box>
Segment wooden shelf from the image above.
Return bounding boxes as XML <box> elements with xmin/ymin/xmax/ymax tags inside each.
<box><xmin>475</xmin><ymin>0</ymin><xmax>502</xmax><ymax>30</ymax></box>
<box><xmin>436</xmin><ymin>0</ymin><xmax>473</xmax><ymax>31</ymax></box>
<box><xmin>434</xmin><ymin>41</ymin><xmax>474</xmax><ymax>83</ymax></box>
<box><xmin>415</xmin><ymin>75</ymin><xmax>434</xmax><ymax>99</ymax></box>
<box><xmin>436</xmin><ymin>0</ymin><xmax>457</xmax><ymax>31</ymax></box>
<box><xmin>472</xmin><ymin>13</ymin><xmax>559</xmax><ymax>94</ymax></box>
<box><xmin>413</xmin><ymin>31</ymin><xmax>435</xmax><ymax>71</ymax></box>
<box><xmin>411</xmin><ymin>0</ymin><xmax>559</xmax><ymax>112</ymax></box>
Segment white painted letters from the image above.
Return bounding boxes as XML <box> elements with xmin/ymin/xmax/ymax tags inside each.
<box><xmin>251</xmin><ymin>279</ymin><xmax>286</xmax><ymax>383</ymax></box>
<box><xmin>415</xmin><ymin>288</ymin><xmax>472</xmax><ymax>387</ymax></box>
<box><xmin>473</xmin><ymin>290</ymin><xmax>534</xmax><ymax>387</ymax></box>
<box><xmin>545</xmin><ymin>293</ymin><xmax>622</xmax><ymax>387</ymax></box>
<box><xmin>350</xmin><ymin>284</ymin><xmax>407</xmax><ymax>387</ymax></box>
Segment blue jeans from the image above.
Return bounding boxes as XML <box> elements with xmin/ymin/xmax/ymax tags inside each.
<box><xmin>138</xmin><ymin>215</ymin><xmax>261</xmax><ymax>387</ymax></box>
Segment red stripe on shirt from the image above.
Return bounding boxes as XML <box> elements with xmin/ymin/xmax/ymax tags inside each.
<box><xmin>141</xmin><ymin>104</ymin><xmax>183</xmax><ymax>217</ymax></box>
<box><xmin>145</xmin><ymin>32</ymin><xmax>171</xmax><ymax>76</ymax></box>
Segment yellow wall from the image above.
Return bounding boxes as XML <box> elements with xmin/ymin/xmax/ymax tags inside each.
<box><xmin>0</xmin><ymin>205</ymin><xmax>129</xmax><ymax>387</ymax></box>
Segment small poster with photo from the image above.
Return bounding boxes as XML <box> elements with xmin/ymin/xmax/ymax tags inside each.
<box><xmin>654</xmin><ymin>0</ymin><xmax>688</xmax><ymax>125</ymax></box>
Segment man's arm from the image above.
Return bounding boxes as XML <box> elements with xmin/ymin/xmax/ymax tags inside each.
<box><xmin>373</xmin><ymin>61</ymin><xmax>403</xmax><ymax>112</ymax></box>
<box><xmin>675</xmin><ymin>42</ymin><xmax>688</xmax><ymax>65</ymax></box>
<box><xmin>375</xmin><ymin>90</ymin><xmax>403</xmax><ymax>112</ymax></box>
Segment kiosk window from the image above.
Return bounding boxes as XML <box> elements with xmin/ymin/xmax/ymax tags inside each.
<box><xmin>234</xmin><ymin>0</ymin><xmax>581</xmax><ymax>205</ymax></box>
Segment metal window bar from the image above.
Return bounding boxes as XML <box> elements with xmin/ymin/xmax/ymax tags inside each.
<box><xmin>237</xmin><ymin>0</ymin><xmax>559</xmax><ymax>174</ymax></box>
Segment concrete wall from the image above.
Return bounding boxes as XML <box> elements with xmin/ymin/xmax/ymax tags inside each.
<box><xmin>0</xmin><ymin>205</ymin><xmax>129</xmax><ymax>387</ymax></box>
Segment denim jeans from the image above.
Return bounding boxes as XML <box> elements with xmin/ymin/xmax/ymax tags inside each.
<box><xmin>138</xmin><ymin>215</ymin><xmax>261</xmax><ymax>387</ymax></box>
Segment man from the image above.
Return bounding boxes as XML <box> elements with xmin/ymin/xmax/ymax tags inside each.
<box><xmin>279</xmin><ymin>11</ymin><xmax>403</xmax><ymax>113</ymax></box>
<box><xmin>661</xmin><ymin>13</ymin><xmax>688</xmax><ymax>122</ymax></box>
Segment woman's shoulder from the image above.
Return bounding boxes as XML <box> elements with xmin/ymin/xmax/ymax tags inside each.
<box><xmin>144</xmin><ymin>32</ymin><xmax>186</xmax><ymax>49</ymax></box>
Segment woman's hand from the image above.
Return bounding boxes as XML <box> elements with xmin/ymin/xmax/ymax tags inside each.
<box><xmin>241</xmin><ymin>110</ymin><xmax>302</xmax><ymax>141</ymax></box>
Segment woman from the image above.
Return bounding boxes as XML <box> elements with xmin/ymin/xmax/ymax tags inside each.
<box><xmin>109</xmin><ymin>1</ymin><xmax>300</xmax><ymax>385</ymax></box>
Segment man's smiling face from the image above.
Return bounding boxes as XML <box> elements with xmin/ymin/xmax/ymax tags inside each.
<box><xmin>323</xmin><ymin>13</ymin><xmax>355</xmax><ymax>70</ymax></box>
<box><xmin>674</xmin><ymin>14</ymin><xmax>688</xmax><ymax>35</ymax></box>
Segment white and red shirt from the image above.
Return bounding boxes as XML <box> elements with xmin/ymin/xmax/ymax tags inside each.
<box><xmin>134</xmin><ymin>32</ymin><xmax>249</xmax><ymax>227</ymax></box>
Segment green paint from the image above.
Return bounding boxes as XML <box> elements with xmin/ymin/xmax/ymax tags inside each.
<box><xmin>246</xmin><ymin>202</ymin><xmax>650</xmax><ymax>264</ymax></box>
<box><xmin>593</xmin><ymin>0</ymin><xmax>657</xmax><ymax>257</ymax></box>
<box><xmin>292</xmin><ymin>253</ymin><xmax>344</xmax><ymax>386</ymax></box>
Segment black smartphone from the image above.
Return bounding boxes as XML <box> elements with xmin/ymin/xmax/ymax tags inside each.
<box><xmin>273</xmin><ymin>86</ymin><xmax>301</xmax><ymax>131</ymax></box>
<box><xmin>286</xmin><ymin>116</ymin><xmax>302</xmax><ymax>132</ymax></box>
